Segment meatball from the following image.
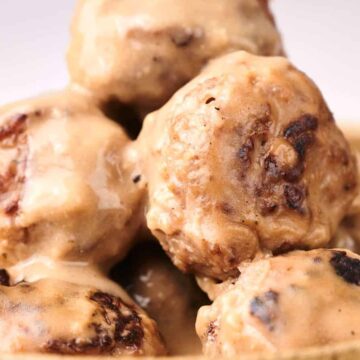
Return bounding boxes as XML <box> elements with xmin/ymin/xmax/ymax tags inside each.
<box><xmin>137</xmin><ymin>51</ymin><xmax>358</xmax><ymax>280</ymax></box>
<box><xmin>0</xmin><ymin>91</ymin><xmax>144</xmax><ymax>267</ymax></box>
<box><xmin>112</xmin><ymin>242</ymin><xmax>209</xmax><ymax>355</ymax></box>
<box><xmin>67</xmin><ymin>0</ymin><xmax>284</xmax><ymax>117</ymax></box>
<box><xmin>196</xmin><ymin>249</ymin><xmax>360</xmax><ymax>356</ymax></box>
<box><xmin>0</xmin><ymin>275</ymin><xmax>165</xmax><ymax>355</ymax></box>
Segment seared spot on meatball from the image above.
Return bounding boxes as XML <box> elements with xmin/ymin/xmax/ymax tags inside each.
<box><xmin>283</xmin><ymin>115</ymin><xmax>318</xmax><ymax>139</ymax></box>
<box><xmin>207</xmin><ymin>321</ymin><xmax>218</xmax><ymax>342</ymax></box>
<box><xmin>260</xmin><ymin>202</ymin><xmax>278</xmax><ymax>215</ymax></box>
<box><xmin>237</xmin><ymin>138</ymin><xmax>254</xmax><ymax>169</ymax></box>
<box><xmin>0</xmin><ymin>269</ymin><xmax>10</xmax><ymax>286</ymax></box>
<box><xmin>218</xmin><ymin>202</ymin><xmax>234</xmax><ymax>215</ymax></box>
<box><xmin>330</xmin><ymin>251</ymin><xmax>360</xmax><ymax>286</ymax></box>
<box><xmin>250</xmin><ymin>290</ymin><xmax>279</xmax><ymax>331</ymax></box>
<box><xmin>284</xmin><ymin>184</ymin><xmax>305</xmax><ymax>212</ymax></box>
<box><xmin>44</xmin><ymin>336</ymin><xmax>112</xmax><ymax>355</ymax></box>
<box><xmin>0</xmin><ymin>113</ymin><xmax>27</xmax><ymax>142</ymax></box>
<box><xmin>284</xmin><ymin>115</ymin><xmax>318</xmax><ymax>159</ymax></box>
<box><xmin>90</xmin><ymin>291</ymin><xmax>144</xmax><ymax>351</ymax></box>
<box><xmin>264</xmin><ymin>155</ymin><xmax>281</xmax><ymax>179</ymax></box>
<box><xmin>283</xmin><ymin>162</ymin><xmax>304</xmax><ymax>183</ymax></box>
<box><xmin>0</xmin><ymin>112</ymin><xmax>28</xmax><ymax>217</ymax></box>
<box><xmin>45</xmin><ymin>291</ymin><xmax>146</xmax><ymax>355</ymax></box>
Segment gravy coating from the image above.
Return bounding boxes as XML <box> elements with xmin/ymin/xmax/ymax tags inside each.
<box><xmin>137</xmin><ymin>51</ymin><xmax>357</xmax><ymax>280</ymax></box>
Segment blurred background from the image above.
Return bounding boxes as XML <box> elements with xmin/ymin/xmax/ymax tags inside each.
<box><xmin>0</xmin><ymin>0</ymin><xmax>359</xmax><ymax>127</ymax></box>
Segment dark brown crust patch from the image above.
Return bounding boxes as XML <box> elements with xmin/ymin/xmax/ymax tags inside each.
<box><xmin>44</xmin><ymin>291</ymin><xmax>145</xmax><ymax>355</ymax></box>
<box><xmin>284</xmin><ymin>114</ymin><xmax>318</xmax><ymax>159</ymax></box>
<box><xmin>284</xmin><ymin>184</ymin><xmax>305</xmax><ymax>212</ymax></box>
<box><xmin>0</xmin><ymin>112</ymin><xmax>29</xmax><ymax>217</ymax></box>
<box><xmin>250</xmin><ymin>290</ymin><xmax>279</xmax><ymax>331</ymax></box>
<box><xmin>283</xmin><ymin>115</ymin><xmax>318</xmax><ymax>139</ymax></box>
<box><xmin>237</xmin><ymin>138</ymin><xmax>254</xmax><ymax>169</ymax></box>
<box><xmin>330</xmin><ymin>251</ymin><xmax>360</xmax><ymax>286</ymax></box>
<box><xmin>207</xmin><ymin>321</ymin><xmax>218</xmax><ymax>342</ymax></box>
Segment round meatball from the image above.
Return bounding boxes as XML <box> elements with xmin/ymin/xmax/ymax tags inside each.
<box><xmin>67</xmin><ymin>0</ymin><xmax>284</xmax><ymax>116</ymax></box>
<box><xmin>112</xmin><ymin>242</ymin><xmax>209</xmax><ymax>355</ymax></box>
<box><xmin>137</xmin><ymin>51</ymin><xmax>358</xmax><ymax>280</ymax></box>
<box><xmin>0</xmin><ymin>91</ymin><xmax>144</xmax><ymax>267</ymax></box>
<box><xmin>0</xmin><ymin>275</ymin><xmax>165</xmax><ymax>355</ymax></box>
<box><xmin>196</xmin><ymin>249</ymin><xmax>360</xmax><ymax>356</ymax></box>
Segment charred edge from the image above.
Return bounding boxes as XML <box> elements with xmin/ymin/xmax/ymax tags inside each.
<box><xmin>250</xmin><ymin>290</ymin><xmax>279</xmax><ymax>331</ymax></box>
<box><xmin>284</xmin><ymin>184</ymin><xmax>305</xmax><ymax>212</ymax></box>
<box><xmin>90</xmin><ymin>291</ymin><xmax>144</xmax><ymax>351</ymax></box>
<box><xmin>207</xmin><ymin>321</ymin><xmax>218</xmax><ymax>342</ymax></box>
<box><xmin>218</xmin><ymin>202</ymin><xmax>234</xmax><ymax>215</ymax></box>
<box><xmin>293</xmin><ymin>133</ymin><xmax>315</xmax><ymax>159</ymax></box>
<box><xmin>0</xmin><ymin>113</ymin><xmax>27</xmax><ymax>142</ymax></box>
<box><xmin>44</xmin><ymin>336</ymin><xmax>112</xmax><ymax>355</ymax></box>
<box><xmin>259</xmin><ymin>200</ymin><xmax>278</xmax><ymax>216</ymax></box>
<box><xmin>284</xmin><ymin>115</ymin><xmax>318</xmax><ymax>159</ymax></box>
<box><xmin>0</xmin><ymin>269</ymin><xmax>10</xmax><ymax>286</ymax></box>
<box><xmin>237</xmin><ymin>138</ymin><xmax>254</xmax><ymax>168</ymax></box>
<box><xmin>264</xmin><ymin>155</ymin><xmax>304</xmax><ymax>183</ymax></box>
<box><xmin>284</xmin><ymin>115</ymin><xmax>318</xmax><ymax>139</ymax></box>
<box><xmin>4</xmin><ymin>200</ymin><xmax>19</xmax><ymax>215</ymax></box>
<box><xmin>330</xmin><ymin>251</ymin><xmax>360</xmax><ymax>286</ymax></box>
<box><xmin>283</xmin><ymin>162</ymin><xmax>304</xmax><ymax>183</ymax></box>
<box><xmin>0</xmin><ymin>113</ymin><xmax>28</xmax><ymax>217</ymax></box>
<box><xmin>264</xmin><ymin>155</ymin><xmax>281</xmax><ymax>179</ymax></box>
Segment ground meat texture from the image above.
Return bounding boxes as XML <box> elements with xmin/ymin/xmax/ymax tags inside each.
<box><xmin>67</xmin><ymin>0</ymin><xmax>283</xmax><ymax>118</ymax></box>
<box><xmin>0</xmin><ymin>90</ymin><xmax>145</xmax><ymax>267</ymax></box>
<box><xmin>196</xmin><ymin>249</ymin><xmax>360</xmax><ymax>356</ymax></box>
<box><xmin>0</xmin><ymin>278</ymin><xmax>166</xmax><ymax>355</ymax></box>
<box><xmin>137</xmin><ymin>51</ymin><xmax>357</xmax><ymax>280</ymax></box>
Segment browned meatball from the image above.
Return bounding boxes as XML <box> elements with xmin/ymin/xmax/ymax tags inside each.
<box><xmin>137</xmin><ymin>51</ymin><xmax>358</xmax><ymax>280</ymax></box>
<box><xmin>0</xmin><ymin>91</ymin><xmax>144</xmax><ymax>267</ymax></box>
<box><xmin>112</xmin><ymin>242</ymin><xmax>209</xmax><ymax>355</ymax></box>
<box><xmin>67</xmin><ymin>0</ymin><xmax>283</xmax><ymax>117</ymax></box>
<box><xmin>196</xmin><ymin>249</ymin><xmax>360</xmax><ymax>356</ymax></box>
<box><xmin>0</xmin><ymin>275</ymin><xmax>166</xmax><ymax>355</ymax></box>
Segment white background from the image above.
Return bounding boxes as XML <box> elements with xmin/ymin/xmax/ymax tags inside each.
<box><xmin>0</xmin><ymin>0</ymin><xmax>359</xmax><ymax>126</ymax></box>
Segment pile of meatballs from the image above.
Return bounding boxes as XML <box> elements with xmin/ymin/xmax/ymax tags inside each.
<box><xmin>0</xmin><ymin>0</ymin><xmax>359</xmax><ymax>357</ymax></box>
